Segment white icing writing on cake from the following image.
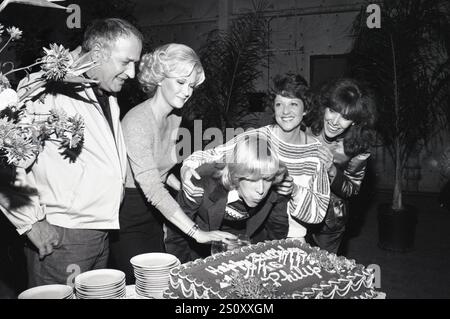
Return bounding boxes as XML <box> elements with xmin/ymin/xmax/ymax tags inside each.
<box><xmin>205</xmin><ymin>246</ymin><xmax>309</xmax><ymax>276</ymax></box>
<box><xmin>255</xmin><ymin>258</ymin><xmax>322</xmax><ymax>287</ymax></box>
<box><xmin>205</xmin><ymin>245</ymin><xmax>322</xmax><ymax>287</ymax></box>
<box><xmin>205</xmin><ymin>259</ymin><xmax>254</xmax><ymax>276</ymax></box>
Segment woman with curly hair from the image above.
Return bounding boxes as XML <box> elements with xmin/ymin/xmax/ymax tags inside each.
<box><xmin>305</xmin><ymin>78</ymin><xmax>377</xmax><ymax>254</ymax></box>
<box><xmin>109</xmin><ymin>43</ymin><xmax>236</xmax><ymax>283</ymax></box>
<box><xmin>181</xmin><ymin>73</ymin><xmax>331</xmax><ymax>243</ymax></box>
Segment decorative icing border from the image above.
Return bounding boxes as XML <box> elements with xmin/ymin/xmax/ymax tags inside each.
<box><xmin>167</xmin><ymin>238</ymin><xmax>380</xmax><ymax>299</ymax></box>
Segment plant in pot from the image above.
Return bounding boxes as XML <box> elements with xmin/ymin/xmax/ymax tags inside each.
<box><xmin>349</xmin><ymin>0</ymin><xmax>450</xmax><ymax>251</ymax></box>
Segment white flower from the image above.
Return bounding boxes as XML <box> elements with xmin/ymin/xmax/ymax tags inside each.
<box><xmin>0</xmin><ymin>88</ymin><xmax>19</xmax><ymax>110</ymax></box>
<box><xmin>39</xmin><ymin>44</ymin><xmax>98</xmax><ymax>84</ymax></box>
<box><xmin>41</xmin><ymin>43</ymin><xmax>72</xmax><ymax>80</ymax></box>
<box><xmin>6</xmin><ymin>26</ymin><xmax>22</xmax><ymax>40</ymax></box>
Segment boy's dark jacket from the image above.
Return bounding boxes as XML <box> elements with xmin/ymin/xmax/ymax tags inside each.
<box><xmin>165</xmin><ymin>163</ymin><xmax>289</xmax><ymax>263</ymax></box>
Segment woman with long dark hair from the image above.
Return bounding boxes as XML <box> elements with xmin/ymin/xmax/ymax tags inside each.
<box><xmin>109</xmin><ymin>43</ymin><xmax>235</xmax><ymax>283</ymax></box>
<box><xmin>305</xmin><ymin>78</ymin><xmax>377</xmax><ymax>254</ymax></box>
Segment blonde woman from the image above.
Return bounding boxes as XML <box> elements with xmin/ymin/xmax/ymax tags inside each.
<box><xmin>109</xmin><ymin>44</ymin><xmax>235</xmax><ymax>283</ymax></box>
<box><xmin>306</xmin><ymin>78</ymin><xmax>377</xmax><ymax>253</ymax></box>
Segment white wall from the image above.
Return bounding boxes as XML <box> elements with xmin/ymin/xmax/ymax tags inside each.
<box><xmin>132</xmin><ymin>0</ymin><xmax>448</xmax><ymax>193</ymax></box>
<box><xmin>134</xmin><ymin>0</ymin><xmax>364</xmax><ymax>86</ymax></box>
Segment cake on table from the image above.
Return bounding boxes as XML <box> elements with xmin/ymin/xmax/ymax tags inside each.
<box><xmin>164</xmin><ymin>238</ymin><xmax>380</xmax><ymax>299</ymax></box>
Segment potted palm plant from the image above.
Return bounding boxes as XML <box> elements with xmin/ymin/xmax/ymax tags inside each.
<box><xmin>349</xmin><ymin>0</ymin><xmax>450</xmax><ymax>251</ymax></box>
<box><xmin>182</xmin><ymin>1</ymin><xmax>270</xmax><ymax>141</ymax></box>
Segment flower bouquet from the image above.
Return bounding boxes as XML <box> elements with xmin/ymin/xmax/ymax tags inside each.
<box><xmin>0</xmin><ymin>29</ymin><xmax>97</xmax><ymax>167</ymax></box>
<box><xmin>1</xmin><ymin>0</ymin><xmax>97</xmax><ymax>212</ymax></box>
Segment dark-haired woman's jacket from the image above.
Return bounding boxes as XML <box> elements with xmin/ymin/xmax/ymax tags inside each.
<box><xmin>312</xmin><ymin>135</ymin><xmax>370</xmax><ymax>253</ymax></box>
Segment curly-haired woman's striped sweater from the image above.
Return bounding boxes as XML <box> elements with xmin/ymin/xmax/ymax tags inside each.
<box><xmin>182</xmin><ymin>125</ymin><xmax>330</xmax><ymax>239</ymax></box>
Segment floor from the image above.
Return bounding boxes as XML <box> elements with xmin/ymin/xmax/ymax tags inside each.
<box><xmin>1</xmin><ymin>190</ymin><xmax>449</xmax><ymax>299</ymax></box>
<box><xmin>341</xmin><ymin>190</ymin><xmax>450</xmax><ymax>299</ymax></box>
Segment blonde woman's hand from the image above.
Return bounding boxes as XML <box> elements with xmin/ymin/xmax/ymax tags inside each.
<box><xmin>276</xmin><ymin>175</ymin><xmax>295</xmax><ymax>196</ymax></box>
<box><xmin>180</xmin><ymin>165</ymin><xmax>204</xmax><ymax>197</ymax></box>
<box><xmin>194</xmin><ymin>230</ymin><xmax>237</xmax><ymax>244</ymax></box>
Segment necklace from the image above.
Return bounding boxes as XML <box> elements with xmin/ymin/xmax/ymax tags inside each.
<box><xmin>321</xmin><ymin>130</ymin><xmax>336</xmax><ymax>144</ymax></box>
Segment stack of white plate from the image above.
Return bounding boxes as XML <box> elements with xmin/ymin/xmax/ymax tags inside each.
<box><xmin>130</xmin><ymin>253</ymin><xmax>180</xmax><ymax>298</ymax></box>
<box><xmin>18</xmin><ymin>284</ymin><xmax>74</xmax><ymax>299</ymax></box>
<box><xmin>74</xmin><ymin>269</ymin><xmax>126</xmax><ymax>299</ymax></box>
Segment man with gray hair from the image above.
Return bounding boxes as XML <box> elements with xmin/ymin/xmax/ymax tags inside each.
<box><xmin>3</xmin><ymin>18</ymin><xmax>142</xmax><ymax>287</ymax></box>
